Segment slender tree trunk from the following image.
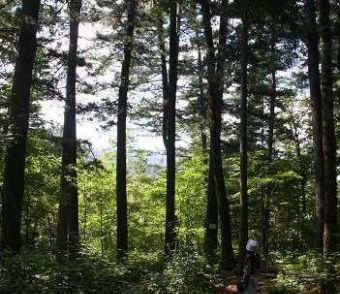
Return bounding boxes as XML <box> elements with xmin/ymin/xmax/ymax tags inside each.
<box><xmin>67</xmin><ymin>0</ymin><xmax>82</xmax><ymax>257</ymax></box>
<box><xmin>261</xmin><ymin>97</ymin><xmax>265</xmax><ymax>148</ymax></box>
<box><xmin>305</xmin><ymin>0</ymin><xmax>325</xmax><ymax>251</ymax></box>
<box><xmin>239</xmin><ymin>14</ymin><xmax>249</xmax><ymax>271</ymax></box>
<box><xmin>198</xmin><ymin>42</ymin><xmax>218</xmax><ymax>257</ymax></box>
<box><xmin>157</xmin><ymin>16</ymin><xmax>169</xmax><ymax>148</ymax></box>
<box><xmin>214</xmin><ymin>0</ymin><xmax>234</xmax><ymax>268</ymax></box>
<box><xmin>268</xmin><ymin>68</ymin><xmax>276</xmax><ymax>160</ymax></box>
<box><xmin>262</xmin><ymin>45</ymin><xmax>276</xmax><ymax>258</ymax></box>
<box><xmin>198</xmin><ymin>44</ymin><xmax>219</xmax><ymax>257</ymax></box>
<box><xmin>261</xmin><ymin>196</ymin><xmax>270</xmax><ymax>257</ymax></box>
<box><xmin>56</xmin><ymin>0</ymin><xmax>82</xmax><ymax>259</ymax></box>
<box><xmin>24</xmin><ymin>176</ymin><xmax>32</xmax><ymax>246</ymax></box>
<box><xmin>83</xmin><ymin>194</ymin><xmax>87</xmax><ymax>242</ymax></box>
<box><xmin>205</xmin><ymin>148</ymin><xmax>218</xmax><ymax>256</ymax></box>
<box><xmin>116</xmin><ymin>0</ymin><xmax>136</xmax><ymax>260</ymax></box>
<box><xmin>259</xmin><ymin>96</ymin><xmax>266</xmax><ymax>255</ymax></box>
<box><xmin>157</xmin><ymin>6</ymin><xmax>179</xmax><ymax>256</ymax></box>
<box><xmin>100</xmin><ymin>200</ymin><xmax>104</xmax><ymax>254</ymax></box>
<box><xmin>1</xmin><ymin>0</ymin><xmax>41</xmax><ymax>253</ymax></box>
<box><xmin>201</xmin><ymin>131</ymin><xmax>208</xmax><ymax>156</ymax></box>
<box><xmin>291</xmin><ymin>114</ymin><xmax>307</xmax><ymax>215</ymax></box>
<box><xmin>338</xmin><ymin>6</ymin><xmax>340</xmax><ymax>73</ymax></box>
<box><xmin>198</xmin><ymin>47</ymin><xmax>208</xmax><ymax>156</ymax></box>
<box><xmin>165</xmin><ymin>0</ymin><xmax>180</xmax><ymax>254</ymax></box>
<box><xmin>318</xmin><ymin>0</ymin><xmax>338</xmax><ymax>254</ymax></box>
<box><xmin>200</xmin><ymin>0</ymin><xmax>234</xmax><ymax>268</ymax></box>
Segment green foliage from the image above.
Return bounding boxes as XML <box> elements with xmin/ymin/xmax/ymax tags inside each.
<box><xmin>0</xmin><ymin>0</ymin><xmax>338</xmax><ymax>292</ymax></box>
<box><xmin>176</xmin><ymin>154</ymin><xmax>207</xmax><ymax>247</ymax></box>
<box><xmin>77</xmin><ymin>151</ymin><xmax>207</xmax><ymax>254</ymax></box>
<box><xmin>268</xmin><ymin>251</ymin><xmax>340</xmax><ymax>293</ymax></box>
<box><xmin>79</xmin><ymin>157</ymin><xmax>116</xmax><ymax>254</ymax></box>
<box><xmin>23</xmin><ymin>130</ymin><xmax>61</xmax><ymax>248</ymax></box>
<box><xmin>223</xmin><ymin>149</ymin><xmax>312</xmax><ymax>251</ymax></box>
<box><xmin>0</xmin><ymin>249</ymin><xmax>219</xmax><ymax>294</ymax></box>
<box><xmin>12</xmin><ymin>127</ymin><xmax>323</xmax><ymax>293</ymax></box>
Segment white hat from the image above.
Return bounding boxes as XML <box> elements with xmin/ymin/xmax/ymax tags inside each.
<box><xmin>246</xmin><ymin>239</ymin><xmax>259</xmax><ymax>252</ymax></box>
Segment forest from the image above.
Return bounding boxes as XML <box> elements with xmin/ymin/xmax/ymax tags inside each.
<box><xmin>0</xmin><ymin>0</ymin><xmax>340</xmax><ymax>293</ymax></box>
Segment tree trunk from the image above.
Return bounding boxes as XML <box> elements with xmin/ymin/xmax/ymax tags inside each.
<box><xmin>197</xmin><ymin>41</ymin><xmax>218</xmax><ymax>257</ymax></box>
<box><xmin>164</xmin><ymin>0</ymin><xmax>180</xmax><ymax>255</ymax></box>
<box><xmin>1</xmin><ymin>0</ymin><xmax>41</xmax><ymax>253</ymax></box>
<box><xmin>198</xmin><ymin>46</ymin><xmax>208</xmax><ymax>157</ymax></box>
<box><xmin>200</xmin><ymin>0</ymin><xmax>234</xmax><ymax>268</ymax></box>
<box><xmin>268</xmin><ymin>67</ymin><xmax>276</xmax><ymax>161</ymax></box>
<box><xmin>239</xmin><ymin>14</ymin><xmax>249</xmax><ymax>271</ymax></box>
<box><xmin>305</xmin><ymin>0</ymin><xmax>325</xmax><ymax>251</ymax></box>
<box><xmin>290</xmin><ymin>112</ymin><xmax>307</xmax><ymax>215</ymax></box>
<box><xmin>205</xmin><ymin>148</ymin><xmax>218</xmax><ymax>256</ymax></box>
<box><xmin>261</xmin><ymin>97</ymin><xmax>265</xmax><ymax>148</ymax></box>
<box><xmin>100</xmin><ymin>201</ymin><xmax>104</xmax><ymax>254</ymax></box>
<box><xmin>24</xmin><ymin>176</ymin><xmax>34</xmax><ymax>247</ymax></box>
<box><xmin>262</xmin><ymin>44</ymin><xmax>276</xmax><ymax>258</ymax></box>
<box><xmin>338</xmin><ymin>8</ymin><xmax>340</xmax><ymax>73</ymax></box>
<box><xmin>83</xmin><ymin>194</ymin><xmax>87</xmax><ymax>242</ymax></box>
<box><xmin>157</xmin><ymin>15</ymin><xmax>169</xmax><ymax>148</ymax></box>
<box><xmin>318</xmin><ymin>0</ymin><xmax>338</xmax><ymax>254</ymax></box>
<box><xmin>56</xmin><ymin>0</ymin><xmax>82</xmax><ymax>259</ymax></box>
<box><xmin>116</xmin><ymin>0</ymin><xmax>136</xmax><ymax>260</ymax></box>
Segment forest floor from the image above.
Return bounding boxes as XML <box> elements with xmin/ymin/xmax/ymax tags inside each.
<box><xmin>216</xmin><ymin>273</ymin><xmax>279</xmax><ymax>294</ymax></box>
<box><xmin>256</xmin><ymin>274</ymin><xmax>277</xmax><ymax>294</ymax></box>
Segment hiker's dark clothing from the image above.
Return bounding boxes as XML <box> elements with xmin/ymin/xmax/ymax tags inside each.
<box><xmin>237</xmin><ymin>251</ymin><xmax>261</xmax><ymax>292</ymax></box>
<box><xmin>243</xmin><ymin>251</ymin><xmax>260</xmax><ymax>275</ymax></box>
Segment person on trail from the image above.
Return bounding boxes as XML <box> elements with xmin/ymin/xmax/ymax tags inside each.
<box><xmin>237</xmin><ymin>239</ymin><xmax>260</xmax><ymax>293</ymax></box>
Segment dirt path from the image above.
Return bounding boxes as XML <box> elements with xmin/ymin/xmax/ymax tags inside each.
<box><xmin>217</xmin><ymin>273</ymin><xmax>277</xmax><ymax>294</ymax></box>
<box><xmin>256</xmin><ymin>273</ymin><xmax>277</xmax><ymax>294</ymax></box>
<box><xmin>257</xmin><ymin>273</ymin><xmax>276</xmax><ymax>294</ymax></box>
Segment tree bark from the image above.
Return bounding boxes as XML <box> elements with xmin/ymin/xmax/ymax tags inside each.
<box><xmin>1</xmin><ymin>0</ymin><xmax>41</xmax><ymax>253</ymax></box>
<box><xmin>239</xmin><ymin>14</ymin><xmax>249</xmax><ymax>271</ymax></box>
<box><xmin>268</xmin><ymin>67</ymin><xmax>276</xmax><ymax>161</ymax></box>
<box><xmin>305</xmin><ymin>0</ymin><xmax>325</xmax><ymax>251</ymax></box>
<box><xmin>200</xmin><ymin>0</ymin><xmax>234</xmax><ymax>268</ymax></box>
<box><xmin>56</xmin><ymin>0</ymin><xmax>82</xmax><ymax>259</ymax></box>
<box><xmin>205</xmin><ymin>148</ymin><xmax>218</xmax><ymax>256</ymax></box>
<box><xmin>262</xmin><ymin>42</ymin><xmax>276</xmax><ymax>258</ymax></box>
<box><xmin>164</xmin><ymin>0</ymin><xmax>180</xmax><ymax>255</ymax></box>
<box><xmin>198</xmin><ymin>45</ymin><xmax>218</xmax><ymax>257</ymax></box>
<box><xmin>318</xmin><ymin>0</ymin><xmax>338</xmax><ymax>254</ymax></box>
<box><xmin>290</xmin><ymin>111</ymin><xmax>307</xmax><ymax>215</ymax></box>
<box><xmin>157</xmin><ymin>15</ymin><xmax>169</xmax><ymax>148</ymax></box>
<box><xmin>198</xmin><ymin>46</ymin><xmax>208</xmax><ymax>156</ymax></box>
<box><xmin>157</xmin><ymin>5</ymin><xmax>180</xmax><ymax>255</ymax></box>
<box><xmin>197</xmin><ymin>40</ymin><xmax>218</xmax><ymax>257</ymax></box>
<box><xmin>116</xmin><ymin>0</ymin><xmax>137</xmax><ymax>260</ymax></box>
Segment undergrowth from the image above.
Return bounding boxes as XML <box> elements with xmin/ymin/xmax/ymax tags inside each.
<box><xmin>268</xmin><ymin>251</ymin><xmax>340</xmax><ymax>294</ymax></box>
<box><xmin>0</xmin><ymin>248</ymin><xmax>223</xmax><ymax>294</ymax></box>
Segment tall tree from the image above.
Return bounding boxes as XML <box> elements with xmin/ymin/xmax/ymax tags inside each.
<box><xmin>196</xmin><ymin>42</ymin><xmax>218</xmax><ymax>257</ymax></box>
<box><xmin>200</xmin><ymin>0</ymin><xmax>234</xmax><ymax>267</ymax></box>
<box><xmin>304</xmin><ymin>0</ymin><xmax>325</xmax><ymax>251</ymax></box>
<box><xmin>205</xmin><ymin>148</ymin><xmax>218</xmax><ymax>257</ymax></box>
<box><xmin>239</xmin><ymin>11</ymin><xmax>249</xmax><ymax>269</ymax></box>
<box><xmin>288</xmin><ymin>107</ymin><xmax>307</xmax><ymax>216</ymax></box>
<box><xmin>163</xmin><ymin>0</ymin><xmax>180</xmax><ymax>254</ymax></box>
<box><xmin>197</xmin><ymin>46</ymin><xmax>208</xmax><ymax>156</ymax></box>
<box><xmin>195</xmin><ymin>37</ymin><xmax>218</xmax><ymax>258</ymax></box>
<box><xmin>1</xmin><ymin>0</ymin><xmax>41</xmax><ymax>252</ymax></box>
<box><xmin>116</xmin><ymin>0</ymin><xmax>137</xmax><ymax>259</ymax></box>
<box><xmin>318</xmin><ymin>0</ymin><xmax>338</xmax><ymax>254</ymax></box>
<box><xmin>262</xmin><ymin>44</ymin><xmax>277</xmax><ymax>257</ymax></box>
<box><xmin>56</xmin><ymin>0</ymin><xmax>82</xmax><ymax>258</ymax></box>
